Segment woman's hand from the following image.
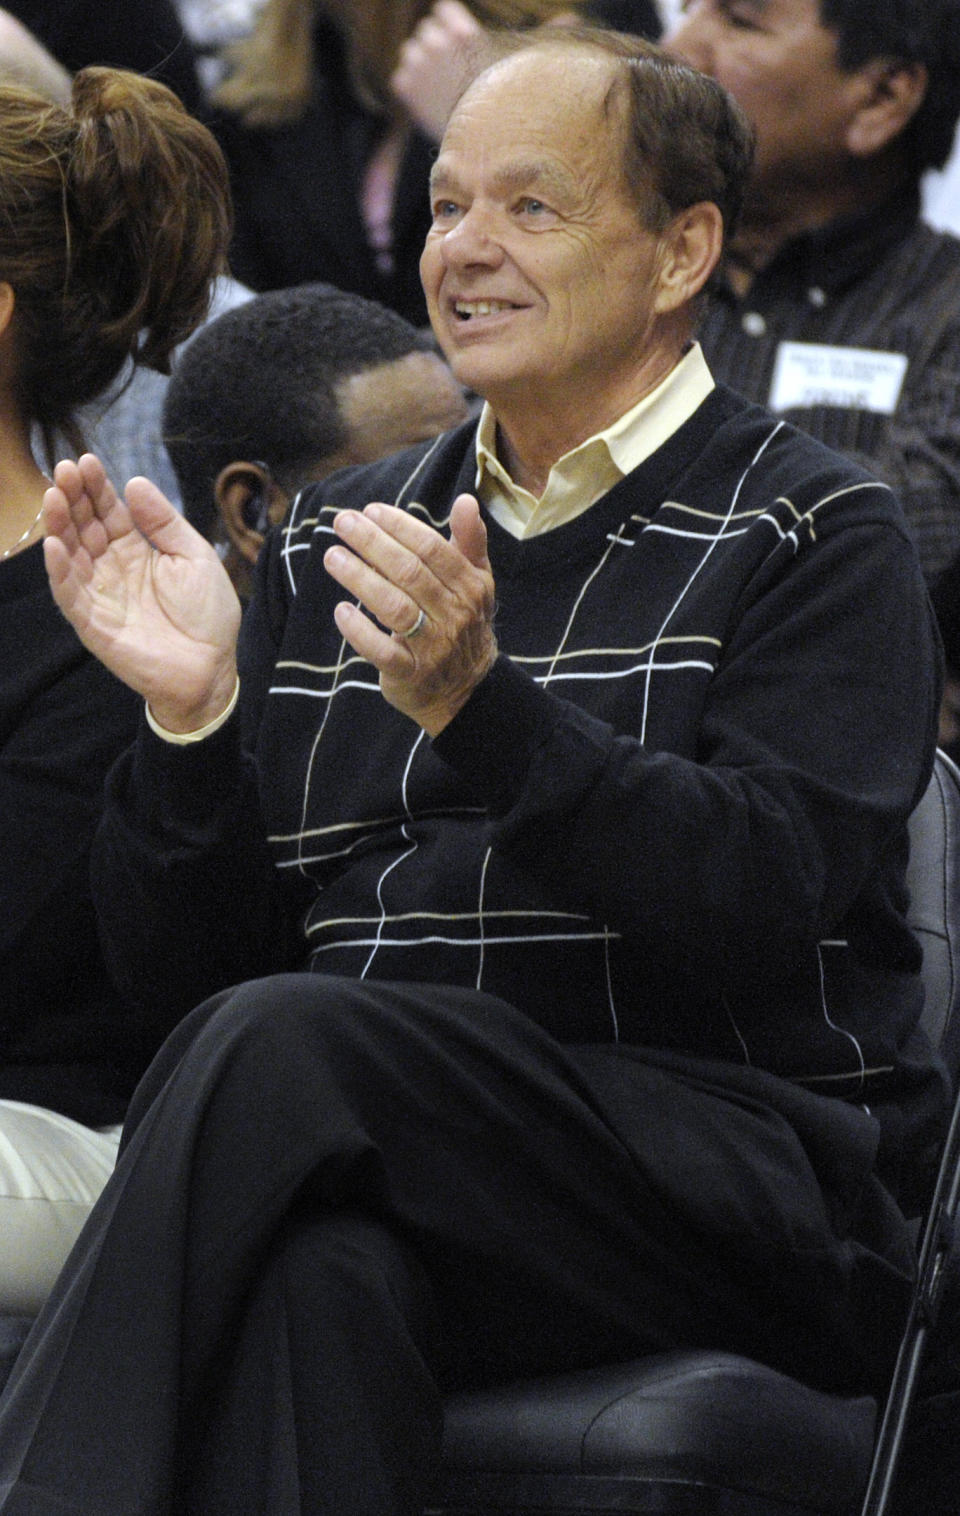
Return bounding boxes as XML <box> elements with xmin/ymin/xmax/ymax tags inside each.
<box><xmin>43</xmin><ymin>454</ymin><xmax>242</xmax><ymax>734</ymax></box>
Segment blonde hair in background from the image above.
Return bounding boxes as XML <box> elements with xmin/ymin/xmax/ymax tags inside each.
<box><xmin>213</xmin><ymin>0</ymin><xmax>590</xmax><ymax>126</ymax></box>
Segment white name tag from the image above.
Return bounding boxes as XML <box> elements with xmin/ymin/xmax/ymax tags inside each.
<box><xmin>768</xmin><ymin>342</ymin><xmax>908</xmax><ymax>415</ymax></box>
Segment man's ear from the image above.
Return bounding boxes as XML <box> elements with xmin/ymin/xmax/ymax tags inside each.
<box><xmin>215</xmin><ymin>461</ymin><xmax>289</xmax><ymax>566</ymax></box>
<box><xmin>653</xmin><ymin>200</ymin><xmax>725</xmax><ymax>315</ymax></box>
<box><xmin>846</xmin><ymin>59</ymin><xmax>927</xmax><ymax>158</ymax></box>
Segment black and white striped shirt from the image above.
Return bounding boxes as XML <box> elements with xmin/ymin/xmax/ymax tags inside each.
<box><xmin>698</xmin><ymin>192</ymin><xmax>960</xmax><ymax>584</ymax></box>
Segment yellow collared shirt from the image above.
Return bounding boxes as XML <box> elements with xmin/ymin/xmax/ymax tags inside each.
<box><xmin>475</xmin><ymin>343</ymin><xmax>715</xmax><ymax>539</ymax></box>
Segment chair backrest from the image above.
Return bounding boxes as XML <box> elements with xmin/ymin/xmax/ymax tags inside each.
<box><xmin>905</xmin><ymin>749</ymin><xmax>960</xmax><ymax>1072</ymax></box>
<box><xmin>861</xmin><ymin>748</ymin><xmax>960</xmax><ymax>1516</ymax></box>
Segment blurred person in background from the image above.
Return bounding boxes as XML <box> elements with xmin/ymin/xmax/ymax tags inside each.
<box><xmin>0</xmin><ymin>64</ymin><xmax>231</xmax><ymax>1317</ymax></box>
<box><xmin>0</xmin><ymin>7</ymin><xmax>252</xmax><ymax>512</ymax></box>
<box><xmin>1</xmin><ymin>0</ymin><xmax>205</xmax><ymax>114</ymax></box>
<box><xmin>669</xmin><ymin>0</ymin><xmax>960</xmax><ymax>786</ymax></box>
<box><xmin>668</xmin><ymin>0</ymin><xmax>960</xmax><ymax>588</ymax></box>
<box><xmin>163</xmin><ymin>282</ymin><xmax>468</xmax><ymax>601</ymax></box>
<box><xmin>0</xmin><ymin>6</ymin><xmax>68</xmax><ymax>99</ymax></box>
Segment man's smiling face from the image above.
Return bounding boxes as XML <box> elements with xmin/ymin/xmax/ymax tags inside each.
<box><xmin>419</xmin><ymin>46</ymin><xmax>675</xmax><ymax>426</ymax></box>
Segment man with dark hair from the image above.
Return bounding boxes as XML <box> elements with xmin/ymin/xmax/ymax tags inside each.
<box><xmin>0</xmin><ymin>27</ymin><xmax>944</xmax><ymax>1512</ymax></box>
<box><xmin>162</xmin><ymin>282</ymin><xmax>468</xmax><ymax>599</ymax></box>
<box><xmin>669</xmin><ymin>0</ymin><xmax>960</xmax><ymax>585</ymax></box>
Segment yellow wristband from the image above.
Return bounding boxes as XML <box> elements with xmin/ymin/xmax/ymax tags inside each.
<box><xmin>145</xmin><ymin>675</ymin><xmax>240</xmax><ymax>746</ymax></box>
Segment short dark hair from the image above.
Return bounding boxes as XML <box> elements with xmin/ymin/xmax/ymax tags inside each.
<box><xmin>486</xmin><ymin>27</ymin><xmax>755</xmax><ymax>238</ymax></box>
<box><xmin>820</xmin><ymin>0</ymin><xmax>960</xmax><ymax>173</ymax></box>
<box><xmin>162</xmin><ymin>283</ymin><xmax>436</xmax><ymax>536</ymax></box>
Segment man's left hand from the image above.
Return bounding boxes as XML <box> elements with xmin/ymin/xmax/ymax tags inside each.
<box><xmin>324</xmin><ymin>492</ymin><xmax>498</xmax><ymax>736</ymax></box>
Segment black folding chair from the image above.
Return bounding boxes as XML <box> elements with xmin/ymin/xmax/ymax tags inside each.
<box><xmin>433</xmin><ymin>750</ymin><xmax>960</xmax><ymax>1516</ymax></box>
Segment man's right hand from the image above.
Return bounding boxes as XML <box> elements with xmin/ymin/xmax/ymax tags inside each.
<box><xmin>43</xmin><ymin>454</ymin><xmax>242</xmax><ymax>735</ymax></box>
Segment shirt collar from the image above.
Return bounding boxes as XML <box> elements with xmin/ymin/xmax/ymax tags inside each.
<box><xmin>474</xmin><ymin>343</ymin><xmax>715</xmax><ymax>538</ymax></box>
<box><xmin>715</xmin><ymin>187</ymin><xmax>922</xmax><ymax>301</ymax></box>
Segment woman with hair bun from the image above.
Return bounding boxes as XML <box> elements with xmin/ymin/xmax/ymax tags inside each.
<box><xmin>0</xmin><ymin>65</ymin><xmax>231</xmax><ymax>1319</ymax></box>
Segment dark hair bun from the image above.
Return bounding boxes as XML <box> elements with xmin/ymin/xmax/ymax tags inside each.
<box><xmin>0</xmin><ymin>66</ymin><xmax>232</xmax><ymax>460</ymax></box>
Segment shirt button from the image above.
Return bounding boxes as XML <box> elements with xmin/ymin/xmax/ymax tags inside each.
<box><xmin>742</xmin><ymin>311</ymin><xmax>767</xmax><ymax>336</ymax></box>
<box><xmin>807</xmin><ymin>286</ymin><xmax>827</xmax><ymax>308</ymax></box>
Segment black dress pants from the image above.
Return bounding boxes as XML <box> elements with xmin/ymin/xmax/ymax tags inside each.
<box><xmin>0</xmin><ymin>973</ymin><xmax>915</xmax><ymax>1514</ymax></box>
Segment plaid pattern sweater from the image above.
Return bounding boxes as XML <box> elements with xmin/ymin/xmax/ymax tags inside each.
<box><xmin>96</xmin><ymin>385</ymin><xmax>944</xmax><ymax>1162</ymax></box>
